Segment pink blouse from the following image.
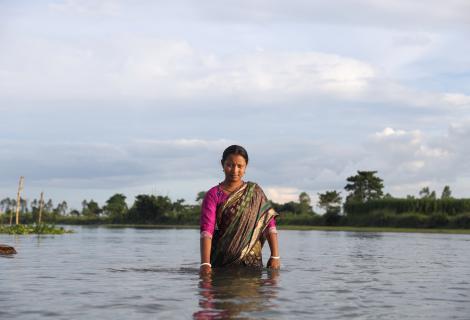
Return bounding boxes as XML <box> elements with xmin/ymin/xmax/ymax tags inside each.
<box><xmin>200</xmin><ymin>183</ymin><xmax>277</xmax><ymax>238</ymax></box>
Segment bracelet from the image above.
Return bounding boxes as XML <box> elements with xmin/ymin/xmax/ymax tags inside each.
<box><xmin>200</xmin><ymin>262</ymin><xmax>212</xmax><ymax>267</ymax></box>
<box><xmin>270</xmin><ymin>256</ymin><xmax>280</xmax><ymax>259</ymax></box>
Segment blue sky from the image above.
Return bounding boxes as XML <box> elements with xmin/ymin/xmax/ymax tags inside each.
<box><xmin>1</xmin><ymin>0</ymin><xmax>470</xmax><ymax>210</ymax></box>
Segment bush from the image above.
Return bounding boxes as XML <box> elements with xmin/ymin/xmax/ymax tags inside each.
<box><xmin>427</xmin><ymin>212</ymin><xmax>449</xmax><ymax>228</ymax></box>
<box><xmin>323</xmin><ymin>211</ymin><xmax>342</xmax><ymax>226</ymax></box>
<box><xmin>344</xmin><ymin>198</ymin><xmax>470</xmax><ymax>216</ymax></box>
<box><xmin>394</xmin><ymin>213</ymin><xmax>428</xmax><ymax>228</ymax></box>
<box><xmin>449</xmin><ymin>213</ymin><xmax>470</xmax><ymax>228</ymax></box>
<box><xmin>276</xmin><ymin>213</ymin><xmax>323</xmax><ymax>226</ymax></box>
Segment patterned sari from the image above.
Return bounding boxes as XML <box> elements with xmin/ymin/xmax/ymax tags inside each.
<box><xmin>210</xmin><ymin>182</ymin><xmax>278</xmax><ymax>268</ymax></box>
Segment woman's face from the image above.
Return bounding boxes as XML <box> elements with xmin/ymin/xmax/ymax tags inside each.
<box><xmin>222</xmin><ymin>154</ymin><xmax>247</xmax><ymax>183</ymax></box>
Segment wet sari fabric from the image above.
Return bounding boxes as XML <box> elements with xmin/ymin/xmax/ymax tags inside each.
<box><xmin>210</xmin><ymin>182</ymin><xmax>278</xmax><ymax>268</ymax></box>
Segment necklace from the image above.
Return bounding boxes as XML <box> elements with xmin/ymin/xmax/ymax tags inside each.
<box><xmin>221</xmin><ymin>181</ymin><xmax>244</xmax><ymax>193</ymax></box>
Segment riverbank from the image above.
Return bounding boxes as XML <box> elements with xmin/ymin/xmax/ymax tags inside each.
<box><xmin>93</xmin><ymin>224</ymin><xmax>470</xmax><ymax>234</ymax></box>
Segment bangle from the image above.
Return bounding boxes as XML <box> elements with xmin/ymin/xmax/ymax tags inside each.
<box><xmin>270</xmin><ymin>256</ymin><xmax>280</xmax><ymax>259</ymax></box>
<box><xmin>200</xmin><ymin>262</ymin><xmax>212</xmax><ymax>267</ymax></box>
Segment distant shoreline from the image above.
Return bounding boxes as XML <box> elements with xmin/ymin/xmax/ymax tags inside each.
<box><xmin>70</xmin><ymin>224</ymin><xmax>470</xmax><ymax>235</ymax></box>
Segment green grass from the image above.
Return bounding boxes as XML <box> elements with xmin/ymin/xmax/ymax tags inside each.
<box><xmin>103</xmin><ymin>224</ymin><xmax>198</xmax><ymax>229</ymax></box>
<box><xmin>100</xmin><ymin>223</ymin><xmax>470</xmax><ymax>234</ymax></box>
<box><xmin>0</xmin><ymin>224</ymin><xmax>73</xmax><ymax>235</ymax></box>
<box><xmin>277</xmin><ymin>225</ymin><xmax>470</xmax><ymax>234</ymax></box>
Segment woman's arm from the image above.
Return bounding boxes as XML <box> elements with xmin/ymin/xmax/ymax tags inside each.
<box><xmin>199</xmin><ymin>189</ymin><xmax>217</xmax><ymax>274</ymax></box>
<box><xmin>266</xmin><ymin>231</ymin><xmax>280</xmax><ymax>269</ymax></box>
<box><xmin>200</xmin><ymin>237</ymin><xmax>212</xmax><ymax>275</ymax></box>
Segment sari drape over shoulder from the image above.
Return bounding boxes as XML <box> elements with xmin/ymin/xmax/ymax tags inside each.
<box><xmin>210</xmin><ymin>182</ymin><xmax>278</xmax><ymax>268</ymax></box>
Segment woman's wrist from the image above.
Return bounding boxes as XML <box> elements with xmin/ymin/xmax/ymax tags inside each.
<box><xmin>200</xmin><ymin>262</ymin><xmax>212</xmax><ymax>267</ymax></box>
<box><xmin>270</xmin><ymin>256</ymin><xmax>280</xmax><ymax>259</ymax></box>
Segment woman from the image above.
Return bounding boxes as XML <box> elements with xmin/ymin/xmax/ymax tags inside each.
<box><xmin>199</xmin><ymin>145</ymin><xmax>280</xmax><ymax>275</ymax></box>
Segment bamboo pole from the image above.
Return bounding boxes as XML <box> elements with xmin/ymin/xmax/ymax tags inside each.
<box><xmin>9</xmin><ymin>206</ymin><xmax>13</xmax><ymax>225</ymax></box>
<box><xmin>38</xmin><ymin>192</ymin><xmax>44</xmax><ymax>224</ymax></box>
<box><xmin>15</xmin><ymin>176</ymin><xmax>24</xmax><ymax>225</ymax></box>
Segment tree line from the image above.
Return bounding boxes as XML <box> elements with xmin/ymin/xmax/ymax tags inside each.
<box><xmin>316</xmin><ymin>170</ymin><xmax>470</xmax><ymax>228</ymax></box>
<box><xmin>1</xmin><ymin>171</ymin><xmax>470</xmax><ymax>228</ymax></box>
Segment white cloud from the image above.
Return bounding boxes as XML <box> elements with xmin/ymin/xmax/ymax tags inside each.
<box><xmin>48</xmin><ymin>0</ymin><xmax>121</xmax><ymax>16</ymax></box>
<box><xmin>264</xmin><ymin>187</ymin><xmax>300</xmax><ymax>204</ymax></box>
<box><xmin>0</xmin><ymin>34</ymin><xmax>376</xmax><ymax>103</ymax></box>
<box><xmin>2</xmin><ymin>32</ymin><xmax>468</xmax><ymax>114</ymax></box>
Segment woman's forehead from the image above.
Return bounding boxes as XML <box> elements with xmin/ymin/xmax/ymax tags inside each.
<box><xmin>225</xmin><ymin>154</ymin><xmax>247</xmax><ymax>164</ymax></box>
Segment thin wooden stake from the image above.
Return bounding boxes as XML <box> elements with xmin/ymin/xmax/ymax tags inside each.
<box><xmin>38</xmin><ymin>192</ymin><xmax>44</xmax><ymax>224</ymax></box>
<box><xmin>9</xmin><ymin>204</ymin><xmax>13</xmax><ymax>226</ymax></box>
<box><xmin>15</xmin><ymin>176</ymin><xmax>24</xmax><ymax>225</ymax></box>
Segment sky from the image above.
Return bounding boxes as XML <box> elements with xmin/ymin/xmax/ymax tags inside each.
<box><xmin>1</xmin><ymin>0</ymin><xmax>470</xmax><ymax>211</ymax></box>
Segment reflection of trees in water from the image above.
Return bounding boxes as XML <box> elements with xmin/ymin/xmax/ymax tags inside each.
<box><xmin>193</xmin><ymin>268</ymin><xmax>279</xmax><ymax>319</ymax></box>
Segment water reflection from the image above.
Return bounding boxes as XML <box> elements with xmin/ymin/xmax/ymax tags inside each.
<box><xmin>194</xmin><ymin>268</ymin><xmax>279</xmax><ymax>319</ymax></box>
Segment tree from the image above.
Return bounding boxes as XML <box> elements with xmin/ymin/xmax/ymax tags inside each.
<box><xmin>81</xmin><ymin>200</ymin><xmax>88</xmax><ymax>215</ymax></box>
<box><xmin>55</xmin><ymin>201</ymin><xmax>68</xmax><ymax>215</ymax></box>
<box><xmin>128</xmin><ymin>195</ymin><xmax>172</xmax><ymax>223</ymax></box>
<box><xmin>318</xmin><ymin>190</ymin><xmax>342</xmax><ymax>214</ymax></box>
<box><xmin>70</xmin><ymin>209</ymin><xmax>81</xmax><ymax>217</ymax></box>
<box><xmin>172</xmin><ymin>199</ymin><xmax>185</xmax><ymax>213</ymax></box>
<box><xmin>196</xmin><ymin>191</ymin><xmax>206</xmax><ymax>204</ymax></box>
<box><xmin>298</xmin><ymin>192</ymin><xmax>312</xmax><ymax>214</ymax></box>
<box><xmin>441</xmin><ymin>185</ymin><xmax>452</xmax><ymax>199</ymax></box>
<box><xmin>103</xmin><ymin>194</ymin><xmax>128</xmax><ymax>222</ymax></box>
<box><xmin>419</xmin><ymin>187</ymin><xmax>430</xmax><ymax>198</ymax></box>
<box><xmin>30</xmin><ymin>199</ymin><xmax>38</xmax><ymax>212</ymax></box>
<box><xmin>419</xmin><ymin>187</ymin><xmax>436</xmax><ymax>199</ymax></box>
<box><xmin>271</xmin><ymin>201</ymin><xmax>301</xmax><ymax>215</ymax></box>
<box><xmin>0</xmin><ymin>198</ymin><xmax>13</xmax><ymax>212</ymax></box>
<box><xmin>83</xmin><ymin>200</ymin><xmax>102</xmax><ymax>217</ymax></box>
<box><xmin>20</xmin><ymin>197</ymin><xmax>28</xmax><ymax>213</ymax></box>
<box><xmin>345</xmin><ymin>171</ymin><xmax>384</xmax><ymax>202</ymax></box>
<box><xmin>45</xmin><ymin>199</ymin><xmax>54</xmax><ymax>213</ymax></box>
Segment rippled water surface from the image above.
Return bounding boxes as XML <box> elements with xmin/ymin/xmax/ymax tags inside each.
<box><xmin>1</xmin><ymin>227</ymin><xmax>470</xmax><ymax>319</ymax></box>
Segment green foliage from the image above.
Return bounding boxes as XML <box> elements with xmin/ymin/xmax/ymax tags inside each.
<box><xmin>271</xmin><ymin>192</ymin><xmax>315</xmax><ymax>215</ymax></box>
<box><xmin>344</xmin><ymin>198</ymin><xmax>470</xmax><ymax>216</ymax></box>
<box><xmin>428</xmin><ymin>212</ymin><xmax>449</xmax><ymax>228</ymax></box>
<box><xmin>0</xmin><ymin>223</ymin><xmax>72</xmax><ymax>234</ymax></box>
<box><xmin>103</xmin><ymin>194</ymin><xmax>128</xmax><ymax>222</ymax></box>
<box><xmin>441</xmin><ymin>185</ymin><xmax>452</xmax><ymax>199</ymax></box>
<box><xmin>345</xmin><ymin>171</ymin><xmax>384</xmax><ymax>203</ymax></box>
<box><xmin>449</xmin><ymin>214</ymin><xmax>470</xmax><ymax>228</ymax></box>
<box><xmin>419</xmin><ymin>186</ymin><xmax>436</xmax><ymax>200</ymax></box>
<box><xmin>323</xmin><ymin>211</ymin><xmax>342</xmax><ymax>226</ymax></box>
<box><xmin>127</xmin><ymin>195</ymin><xmax>173</xmax><ymax>223</ymax></box>
<box><xmin>271</xmin><ymin>201</ymin><xmax>301</xmax><ymax>214</ymax></box>
<box><xmin>318</xmin><ymin>190</ymin><xmax>342</xmax><ymax>213</ymax></box>
<box><xmin>276</xmin><ymin>213</ymin><xmax>323</xmax><ymax>226</ymax></box>
<box><xmin>298</xmin><ymin>192</ymin><xmax>313</xmax><ymax>215</ymax></box>
<box><xmin>82</xmin><ymin>199</ymin><xmax>102</xmax><ymax>217</ymax></box>
<box><xmin>196</xmin><ymin>191</ymin><xmax>206</xmax><ymax>204</ymax></box>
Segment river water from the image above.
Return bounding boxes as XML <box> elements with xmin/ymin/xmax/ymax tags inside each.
<box><xmin>1</xmin><ymin>227</ymin><xmax>470</xmax><ymax>319</ymax></box>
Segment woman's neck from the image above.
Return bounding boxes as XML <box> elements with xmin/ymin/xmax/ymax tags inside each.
<box><xmin>221</xmin><ymin>180</ymin><xmax>244</xmax><ymax>192</ymax></box>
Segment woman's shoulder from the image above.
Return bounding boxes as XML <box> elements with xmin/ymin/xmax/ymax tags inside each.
<box><xmin>205</xmin><ymin>184</ymin><xmax>225</xmax><ymax>199</ymax></box>
<box><xmin>246</xmin><ymin>181</ymin><xmax>264</xmax><ymax>191</ymax></box>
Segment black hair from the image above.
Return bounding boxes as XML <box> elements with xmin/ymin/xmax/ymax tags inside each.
<box><xmin>221</xmin><ymin>145</ymin><xmax>249</xmax><ymax>165</ymax></box>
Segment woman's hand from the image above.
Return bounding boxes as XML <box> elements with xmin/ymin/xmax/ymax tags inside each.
<box><xmin>266</xmin><ymin>231</ymin><xmax>280</xmax><ymax>269</ymax></box>
<box><xmin>199</xmin><ymin>264</ymin><xmax>212</xmax><ymax>276</ymax></box>
<box><xmin>267</xmin><ymin>257</ymin><xmax>280</xmax><ymax>269</ymax></box>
